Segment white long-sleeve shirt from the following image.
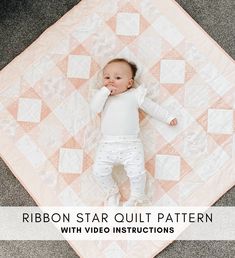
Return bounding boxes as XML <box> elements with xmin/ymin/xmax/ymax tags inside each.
<box><xmin>90</xmin><ymin>85</ymin><xmax>175</xmax><ymax>137</ymax></box>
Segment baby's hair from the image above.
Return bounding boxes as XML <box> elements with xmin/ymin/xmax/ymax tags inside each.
<box><xmin>105</xmin><ymin>58</ymin><xmax>138</xmax><ymax>79</ymax></box>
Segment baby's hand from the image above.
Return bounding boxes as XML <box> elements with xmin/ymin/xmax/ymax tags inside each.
<box><xmin>169</xmin><ymin>118</ymin><xmax>177</xmax><ymax>126</ymax></box>
<box><xmin>106</xmin><ymin>85</ymin><xmax>117</xmax><ymax>95</ymax></box>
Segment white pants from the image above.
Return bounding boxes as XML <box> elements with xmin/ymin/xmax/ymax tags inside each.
<box><xmin>92</xmin><ymin>138</ymin><xmax>146</xmax><ymax>198</ymax></box>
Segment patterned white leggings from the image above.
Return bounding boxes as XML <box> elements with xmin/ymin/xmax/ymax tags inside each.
<box><xmin>92</xmin><ymin>139</ymin><xmax>146</xmax><ymax>197</ymax></box>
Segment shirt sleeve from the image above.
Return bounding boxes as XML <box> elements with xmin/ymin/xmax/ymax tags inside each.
<box><xmin>140</xmin><ymin>97</ymin><xmax>176</xmax><ymax>124</ymax></box>
<box><xmin>135</xmin><ymin>85</ymin><xmax>148</xmax><ymax>106</ymax></box>
<box><xmin>90</xmin><ymin>86</ymin><xmax>110</xmax><ymax>114</ymax></box>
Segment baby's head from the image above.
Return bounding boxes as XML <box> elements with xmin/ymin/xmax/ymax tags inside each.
<box><xmin>103</xmin><ymin>58</ymin><xmax>137</xmax><ymax>95</ymax></box>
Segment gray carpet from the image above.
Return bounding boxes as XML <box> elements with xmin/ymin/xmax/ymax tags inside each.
<box><xmin>0</xmin><ymin>0</ymin><xmax>234</xmax><ymax>257</ymax></box>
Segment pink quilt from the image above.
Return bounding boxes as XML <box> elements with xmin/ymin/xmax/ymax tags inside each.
<box><xmin>0</xmin><ymin>0</ymin><xmax>234</xmax><ymax>257</ymax></box>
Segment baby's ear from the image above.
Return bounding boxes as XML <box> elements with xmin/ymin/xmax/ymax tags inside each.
<box><xmin>128</xmin><ymin>78</ymin><xmax>134</xmax><ymax>88</ymax></box>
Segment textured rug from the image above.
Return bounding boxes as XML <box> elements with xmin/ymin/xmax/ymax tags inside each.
<box><xmin>0</xmin><ymin>0</ymin><xmax>234</xmax><ymax>257</ymax></box>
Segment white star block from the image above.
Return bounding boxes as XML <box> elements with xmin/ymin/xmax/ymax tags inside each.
<box><xmin>154</xmin><ymin>194</ymin><xmax>178</xmax><ymax>206</ymax></box>
<box><xmin>196</xmin><ymin>147</ymin><xmax>229</xmax><ymax>181</ymax></box>
<box><xmin>104</xmin><ymin>242</ymin><xmax>125</xmax><ymax>258</ymax></box>
<box><xmin>160</xmin><ymin>59</ymin><xmax>185</xmax><ymax>84</ymax></box>
<box><xmin>199</xmin><ymin>63</ymin><xmax>232</xmax><ymax>96</ymax></box>
<box><xmin>155</xmin><ymin>154</ymin><xmax>181</xmax><ymax>181</ymax></box>
<box><xmin>116</xmin><ymin>12</ymin><xmax>140</xmax><ymax>36</ymax></box>
<box><xmin>23</xmin><ymin>57</ymin><xmax>54</xmax><ymax>85</ymax></box>
<box><xmin>67</xmin><ymin>55</ymin><xmax>91</xmax><ymax>79</ymax></box>
<box><xmin>16</xmin><ymin>135</ymin><xmax>46</xmax><ymax>168</ymax></box>
<box><xmin>184</xmin><ymin>77</ymin><xmax>208</xmax><ymax>108</ymax></box>
<box><xmin>58</xmin><ymin>187</ymin><xmax>85</xmax><ymax>206</ymax></box>
<box><xmin>152</xmin><ymin>16</ymin><xmax>184</xmax><ymax>47</ymax></box>
<box><xmin>17</xmin><ymin>98</ymin><xmax>42</xmax><ymax>123</ymax></box>
<box><xmin>207</xmin><ymin>109</ymin><xmax>233</xmax><ymax>134</ymax></box>
<box><xmin>53</xmin><ymin>92</ymin><xmax>89</xmax><ymax>136</ymax></box>
<box><xmin>59</xmin><ymin>148</ymin><xmax>83</xmax><ymax>174</ymax></box>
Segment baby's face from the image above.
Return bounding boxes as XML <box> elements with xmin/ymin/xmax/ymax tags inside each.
<box><xmin>103</xmin><ymin>62</ymin><xmax>134</xmax><ymax>95</ymax></box>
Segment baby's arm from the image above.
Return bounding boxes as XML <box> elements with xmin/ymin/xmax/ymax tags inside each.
<box><xmin>90</xmin><ymin>87</ymin><xmax>110</xmax><ymax>114</ymax></box>
<box><xmin>140</xmin><ymin>97</ymin><xmax>177</xmax><ymax>125</ymax></box>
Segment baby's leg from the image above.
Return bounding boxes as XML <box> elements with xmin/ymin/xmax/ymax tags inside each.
<box><xmin>123</xmin><ymin>142</ymin><xmax>149</xmax><ymax>206</ymax></box>
<box><xmin>129</xmin><ymin>173</ymin><xmax>146</xmax><ymax>198</ymax></box>
<box><xmin>92</xmin><ymin>143</ymin><xmax>120</xmax><ymax>206</ymax></box>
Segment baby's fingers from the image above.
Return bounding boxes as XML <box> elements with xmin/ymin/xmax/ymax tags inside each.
<box><xmin>109</xmin><ymin>87</ymin><xmax>117</xmax><ymax>95</ymax></box>
<box><xmin>170</xmin><ymin>118</ymin><xmax>177</xmax><ymax>126</ymax></box>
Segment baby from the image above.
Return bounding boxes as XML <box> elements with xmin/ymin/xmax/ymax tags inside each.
<box><xmin>90</xmin><ymin>58</ymin><xmax>177</xmax><ymax>206</ymax></box>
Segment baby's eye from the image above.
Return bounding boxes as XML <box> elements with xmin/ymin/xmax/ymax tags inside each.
<box><xmin>116</xmin><ymin>76</ymin><xmax>121</xmax><ymax>80</ymax></box>
<box><xmin>104</xmin><ymin>76</ymin><xmax>110</xmax><ymax>79</ymax></box>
